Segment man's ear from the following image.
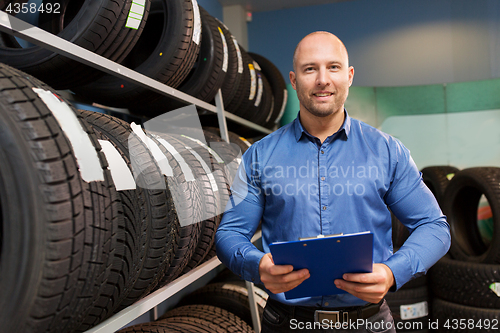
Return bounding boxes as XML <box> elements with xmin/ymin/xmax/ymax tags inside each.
<box><xmin>290</xmin><ymin>71</ymin><xmax>297</xmax><ymax>90</ymax></box>
<box><xmin>348</xmin><ymin>66</ymin><xmax>354</xmax><ymax>87</ymax></box>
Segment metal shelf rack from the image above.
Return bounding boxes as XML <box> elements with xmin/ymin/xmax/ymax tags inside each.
<box><xmin>0</xmin><ymin>9</ymin><xmax>267</xmax><ymax>333</ymax></box>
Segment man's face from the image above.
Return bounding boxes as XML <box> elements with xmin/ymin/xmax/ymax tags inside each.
<box><xmin>290</xmin><ymin>34</ymin><xmax>354</xmax><ymax>118</ymax></box>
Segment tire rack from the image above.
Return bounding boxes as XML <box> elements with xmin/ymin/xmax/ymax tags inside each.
<box><xmin>0</xmin><ymin>10</ymin><xmax>269</xmax><ymax>333</ymax></box>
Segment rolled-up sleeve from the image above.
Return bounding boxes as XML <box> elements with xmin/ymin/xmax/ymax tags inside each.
<box><xmin>383</xmin><ymin>139</ymin><xmax>451</xmax><ymax>290</ymax></box>
<box><xmin>215</xmin><ymin>144</ymin><xmax>266</xmax><ymax>284</ymax></box>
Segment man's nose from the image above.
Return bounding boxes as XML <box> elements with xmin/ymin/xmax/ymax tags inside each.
<box><xmin>316</xmin><ymin>68</ymin><xmax>329</xmax><ymax>86</ymax></box>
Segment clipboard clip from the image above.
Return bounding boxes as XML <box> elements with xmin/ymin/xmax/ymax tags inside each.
<box><xmin>299</xmin><ymin>233</ymin><xmax>343</xmax><ymax>241</ymax></box>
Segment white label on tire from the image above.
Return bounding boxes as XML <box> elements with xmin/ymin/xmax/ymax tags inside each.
<box><xmin>221</xmin><ymin>284</ymin><xmax>268</xmax><ymax>308</ymax></box>
<box><xmin>248</xmin><ymin>64</ymin><xmax>256</xmax><ymax>100</ymax></box>
<box><xmin>221</xmin><ymin>283</ymin><xmax>249</xmax><ymax>296</ymax></box>
<box><xmin>155</xmin><ymin>137</ymin><xmax>195</xmax><ymax>182</ymax></box>
<box><xmin>218</xmin><ymin>27</ymin><xmax>228</xmax><ymax>72</ymax></box>
<box><xmin>32</xmin><ymin>88</ymin><xmax>104</xmax><ymax>182</ymax></box>
<box><xmin>130</xmin><ymin>123</ymin><xmax>173</xmax><ymax>177</ymax></box>
<box><xmin>233</xmin><ymin>36</ymin><xmax>243</xmax><ymax>74</ymax></box>
<box><xmin>239</xmin><ymin>136</ymin><xmax>252</xmax><ymax>148</ymax></box>
<box><xmin>181</xmin><ymin>135</ymin><xmax>224</xmax><ymax>164</ymax></box>
<box><xmin>253</xmin><ymin>60</ymin><xmax>262</xmax><ymax>71</ymax></box>
<box><xmin>275</xmin><ymin>89</ymin><xmax>288</xmax><ymax>124</ymax></box>
<box><xmin>254</xmin><ymin>74</ymin><xmax>263</xmax><ymax>107</ymax></box>
<box><xmin>185</xmin><ymin>146</ymin><xmax>218</xmax><ymax>193</ymax></box>
<box><xmin>98</xmin><ymin>140</ymin><xmax>136</xmax><ymax>190</ymax></box>
<box><xmin>265</xmin><ymin>96</ymin><xmax>275</xmax><ymax>123</ymax></box>
<box><xmin>126</xmin><ymin>0</ymin><xmax>146</xmax><ymax>30</ymax></box>
<box><xmin>400</xmin><ymin>301</ymin><xmax>428</xmax><ymax>320</ymax></box>
<box><xmin>215</xmin><ymin>17</ymin><xmax>230</xmax><ymax>32</ymax></box>
<box><xmin>191</xmin><ymin>0</ymin><xmax>201</xmax><ymax>45</ymax></box>
<box><xmin>254</xmin><ymin>285</ymin><xmax>269</xmax><ymax>301</ymax></box>
<box><xmin>489</xmin><ymin>282</ymin><xmax>500</xmax><ymax>297</ymax></box>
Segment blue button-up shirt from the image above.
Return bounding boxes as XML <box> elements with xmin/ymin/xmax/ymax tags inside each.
<box><xmin>215</xmin><ymin>111</ymin><xmax>450</xmax><ymax>307</ymax></box>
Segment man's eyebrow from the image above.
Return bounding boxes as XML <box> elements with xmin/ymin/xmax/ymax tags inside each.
<box><xmin>327</xmin><ymin>61</ymin><xmax>343</xmax><ymax>66</ymax></box>
<box><xmin>299</xmin><ymin>61</ymin><xmax>343</xmax><ymax>69</ymax></box>
<box><xmin>300</xmin><ymin>62</ymin><xmax>316</xmax><ymax>68</ymax></box>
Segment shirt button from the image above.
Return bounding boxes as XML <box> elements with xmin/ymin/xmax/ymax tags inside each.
<box><xmin>324</xmin><ymin>302</ymin><xmax>329</xmax><ymax>306</ymax></box>
<box><xmin>323</xmin><ymin>206</ymin><xmax>327</xmax><ymax>210</ymax></box>
<box><xmin>321</xmin><ymin>150</ymin><xmax>325</xmax><ymax>154</ymax></box>
<box><xmin>321</xmin><ymin>177</ymin><xmax>325</xmax><ymax>181</ymax></box>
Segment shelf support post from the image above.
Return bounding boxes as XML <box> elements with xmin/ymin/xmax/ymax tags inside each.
<box><xmin>214</xmin><ymin>89</ymin><xmax>230</xmax><ymax>143</ymax></box>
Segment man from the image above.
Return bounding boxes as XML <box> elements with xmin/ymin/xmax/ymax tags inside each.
<box><xmin>215</xmin><ymin>31</ymin><xmax>450</xmax><ymax>332</ymax></box>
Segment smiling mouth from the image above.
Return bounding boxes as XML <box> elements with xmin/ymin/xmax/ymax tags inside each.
<box><xmin>313</xmin><ymin>92</ymin><xmax>333</xmax><ymax>97</ymax></box>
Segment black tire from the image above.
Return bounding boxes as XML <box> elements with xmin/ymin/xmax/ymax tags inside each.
<box><xmin>430</xmin><ymin>256</ymin><xmax>500</xmax><ymax>308</ymax></box>
<box><xmin>391</xmin><ymin>211</ymin><xmax>410</xmax><ymax>248</ymax></box>
<box><xmin>147</xmin><ymin>133</ymin><xmax>204</xmax><ymax>285</ymax></box>
<box><xmin>248</xmin><ymin>52</ymin><xmax>288</xmax><ymax>128</ymax></box>
<box><xmin>117</xmin><ymin>320</ymin><xmax>202</xmax><ymax>332</ymax></box>
<box><xmin>138</xmin><ymin>7</ymin><xmax>228</xmax><ymax>117</ymax></box>
<box><xmin>209</xmin><ymin>268</ymin><xmax>245</xmax><ymax>284</ymax></box>
<box><xmin>214</xmin><ymin>18</ymin><xmax>241</xmax><ymax>108</ymax></box>
<box><xmin>176</xmin><ymin>281</ymin><xmax>268</xmax><ymax>327</ymax></box>
<box><xmin>161</xmin><ymin>316</ymin><xmax>244</xmax><ymax>333</ymax></box>
<box><xmin>199</xmin><ymin>129</ymin><xmax>242</xmax><ymax>187</ymax></box>
<box><xmin>443</xmin><ymin>167</ymin><xmax>500</xmax><ymax>263</ymax></box>
<box><xmin>0</xmin><ymin>0</ymin><xmax>150</xmax><ymax>89</ymax></box>
<box><xmin>72</xmin><ymin>0</ymin><xmax>200</xmax><ymax>109</ymax></box>
<box><xmin>385</xmin><ymin>286</ymin><xmax>430</xmax><ymax>332</ymax></box>
<box><xmin>238</xmin><ymin>58</ymin><xmax>270</xmax><ymax>125</ymax></box>
<box><xmin>203</xmin><ymin>127</ymin><xmax>251</xmax><ymax>154</ymax></box>
<box><xmin>160</xmin><ymin>304</ymin><xmax>254</xmax><ymax>332</ymax></box>
<box><xmin>432</xmin><ymin>298</ymin><xmax>500</xmax><ymax>332</ymax></box>
<box><xmin>200</xmin><ymin>244</ymin><xmax>217</xmax><ymax>264</ymax></box>
<box><xmin>421</xmin><ymin>166</ymin><xmax>459</xmax><ymax>206</ymax></box>
<box><xmin>0</xmin><ymin>63</ymin><xmax>120</xmax><ymax>333</ymax></box>
<box><xmin>78</xmin><ymin>111</ymin><xmax>180</xmax><ymax>313</ymax></box>
<box><xmin>155</xmin><ymin>134</ymin><xmax>220</xmax><ymax>274</ymax></box>
<box><xmin>224</xmin><ymin>46</ymin><xmax>255</xmax><ymax>118</ymax></box>
<box><xmin>180</xmin><ymin>7</ymin><xmax>227</xmax><ymax>102</ymax></box>
<box><xmin>250</xmin><ymin>70</ymin><xmax>274</xmax><ymax>127</ymax></box>
<box><xmin>400</xmin><ymin>274</ymin><xmax>427</xmax><ymax>290</ymax></box>
<box><xmin>174</xmin><ymin>133</ymin><xmax>231</xmax><ymax>219</ymax></box>
<box><xmin>76</xmin><ymin>112</ymin><xmax>145</xmax><ymax>329</ymax></box>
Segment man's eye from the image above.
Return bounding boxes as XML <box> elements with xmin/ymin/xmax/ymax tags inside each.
<box><xmin>330</xmin><ymin>65</ymin><xmax>339</xmax><ymax>70</ymax></box>
<box><xmin>305</xmin><ymin>67</ymin><xmax>314</xmax><ymax>72</ymax></box>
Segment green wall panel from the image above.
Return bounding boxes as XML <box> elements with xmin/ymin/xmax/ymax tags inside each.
<box><xmin>446</xmin><ymin>78</ymin><xmax>500</xmax><ymax>113</ymax></box>
<box><xmin>280</xmin><ymin>84</ymin><xmax>299</xmax><ymax>126</ymax></box>
<box><xmin>375</xmin><ymin>85</ymin><xmax>446</xmax><ymax>125</ymax></box>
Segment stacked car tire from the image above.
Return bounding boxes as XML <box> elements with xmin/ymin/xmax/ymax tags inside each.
<box><xmin>119</xmin><ymin>305</ymin><xmax>254</xmax><ymax>332</ymax></box>
<box><xmin>389</xmin><ymin>165</ymin><xmax>500</xmax><ymax>332</ymax></box>
<box><xmin>430</xmin><ymin>167</ymin><xmax>500</xmax><ymax>332</ymax></box>
<box><xmin>0</xmin><ymin>58</ymin><xmax>256</xmax><ymax>332</ymax></box>
<box><xmin>116</xmin><ymin>269</ymin><xmax>268</xmax><ymax>333</ymax></box>
<box><xmin>0</xmin><ymin>0</ymin><xmax>286</xmax><ymax>131</ymax></box>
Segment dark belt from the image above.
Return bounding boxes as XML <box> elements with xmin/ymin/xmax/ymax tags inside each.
<box><xmin>267</xmin><ymin>298</ymin><xmax>382</xmax><ymax>324</ymax></box>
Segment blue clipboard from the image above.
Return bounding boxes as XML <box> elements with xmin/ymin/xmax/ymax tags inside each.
<box><xmin>269</xmin><ymin>232</ymin><xmax>373</xmax><ymax>299</ymax></box>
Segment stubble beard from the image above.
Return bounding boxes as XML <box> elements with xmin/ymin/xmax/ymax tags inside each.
<box><xmin>299</xmin><ymin>90</ymin><xmax>346</xmax><ymax>118</ymax></box>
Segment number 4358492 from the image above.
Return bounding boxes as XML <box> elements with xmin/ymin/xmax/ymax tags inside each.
<box><xmin>444</xmin><ymin>318</ymin><xmax>498</xmax><ymax>330</ymax></box>
<box><xmin>5</xmin><ymin>2</ymin><xmax>61</xmax><ymax>14</ymax></box>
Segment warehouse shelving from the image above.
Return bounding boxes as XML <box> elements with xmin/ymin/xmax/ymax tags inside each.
<box><xmin>0</xmin><ymin>9</ymin><xmax>268</xmax><ymax>333</ymax></box>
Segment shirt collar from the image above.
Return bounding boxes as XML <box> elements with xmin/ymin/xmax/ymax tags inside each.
<box><xmin>293</xmin><ymin>109</ymin><xmax>352</xmax><ymax>143</ymax></box>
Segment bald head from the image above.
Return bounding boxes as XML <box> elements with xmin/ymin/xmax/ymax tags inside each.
<box><xmin>292</xmin><ymin>31</ymin><xmax>349</xmax><ymax>72</ymax></box>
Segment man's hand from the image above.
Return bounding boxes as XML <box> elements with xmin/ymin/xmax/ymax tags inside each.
<box><xmin>259</xmin><ymin>253</ymin><xmax>310</xmax><ymax>294</ymax></box>
<box><xmin>334</xmin><ymin>263</ymin><xmax>395</xmax><ymax>304</ymax></box>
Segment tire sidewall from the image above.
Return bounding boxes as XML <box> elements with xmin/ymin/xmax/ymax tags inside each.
<box><xmin>0</xmin><ymin>106</ymin><xmax>46</xmax><ymax>333</ymax></box>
